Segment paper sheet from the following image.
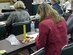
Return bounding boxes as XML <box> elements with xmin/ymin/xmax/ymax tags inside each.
<box><xmin>6</xmin><ymin>34</ymin><xmax>21</xmax><ymax>45</ymax></box>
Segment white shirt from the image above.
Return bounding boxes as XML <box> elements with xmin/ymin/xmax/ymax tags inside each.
<box><xmin>63</xmin><ymin>1</ymin><xmax>71</xmax><ymax>13</ymax></box>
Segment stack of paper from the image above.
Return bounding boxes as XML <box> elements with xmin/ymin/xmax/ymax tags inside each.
<box><xmin>6</xmin><ymin>34</ymin><xmax>21</xmax><ymax>45</ymax></box>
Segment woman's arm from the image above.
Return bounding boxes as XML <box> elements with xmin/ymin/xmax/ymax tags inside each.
<box><xmin>35</xmin><ymin>23</ymin><xmax>50</xmax><ymax>49</ymax></box>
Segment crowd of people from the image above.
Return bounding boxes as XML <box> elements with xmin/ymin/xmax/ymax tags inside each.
<box><xmin>0</xmin><ymin>0</ymin><xmax>73</xmax><ymax>55</ymax></box>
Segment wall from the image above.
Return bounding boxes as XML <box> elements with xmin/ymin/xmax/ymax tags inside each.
<box><xmin>0</xmin><ymin>0</ymin><xmax>10</xmax><ymax>3</ymax></box>
<box><xmin>0</xmin><ymin>3</ymin><xmax>10</xmax><ymax>9</ymax></box>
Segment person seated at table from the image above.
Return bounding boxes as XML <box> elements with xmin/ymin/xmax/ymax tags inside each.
<box><xmin>67</xmin><ymin>0</ymin><xmax>73</xmax><ymax>40</ymax></box>
<box><xmin>35</xmin><ymin>3</ymin><xmax>68</xmax><ymax>55</ymax></box>
<box><xmin>50</xmin><ymin>0</ymin><xmax>63</xmax><ymax>15</ymax></box>
<box><xmin>6</xmin><ymin>1</ymin><xmax>30</xmax><ymax>36</ymax></box>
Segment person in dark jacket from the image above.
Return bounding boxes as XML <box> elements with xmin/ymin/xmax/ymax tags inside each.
<box><xmin>51</xmin><ymin>0</ymin><xmax>63</xmax><ymax>15</ymax></box>
<box><xmin>67</xmin><ymin>0</ymin><xmax>73</xmax><ymax>40</ymax></box>
<box><xmin>35</xmin><ymin>3</ymin><xmax>68</xmax><ymax>55</ymax></box>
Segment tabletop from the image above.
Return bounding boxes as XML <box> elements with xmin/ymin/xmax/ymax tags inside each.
<box><xmin>0</xmin><ymin>34</ymin><xmax>36</xmax><ymax>54</ymax></box>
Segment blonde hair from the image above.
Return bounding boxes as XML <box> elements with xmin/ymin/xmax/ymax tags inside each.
<box><xmin>38</xmin><ymin>3</ymin><xmax>62</xmax><ymax>23</ymax></box>
<box><xmin>14</xmin><ymin>1</ymin><xmax>26</xmax><ymax>9</ymax></box>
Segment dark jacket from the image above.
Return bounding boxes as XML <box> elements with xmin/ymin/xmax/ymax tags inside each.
<box><xmin>52</xmin><ymin>3</ymin><xmax>63</xmax><ymax>15</ymax></box>
<box><xmin>35</xmin><ymin>16</ymin><xmax>68</xmax><ymax>55</ymax></box>
<box><xmin>67</xmin><ymin>14</ymin><xmax>73</xmax><ymax>33</ymax></box>
<box><xmin>6</xmin><ymin>10</ymin><xmax>30</xmax><ymax>26</ymax></box>
<box><xmin>67</xmin><ymin>14</ymin><xmax>73</xmax><ymax>40</ymax></box>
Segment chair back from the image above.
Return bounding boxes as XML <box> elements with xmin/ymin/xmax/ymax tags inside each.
<box><xmin>35</xmin><ymin>19</ymin><xmax>40</xmax><ymax>28</ymax></box>
<box><xmin>61</xmin><ymin>43</ymin><xmax>73</xmax><ymax>55</ymax></box>
<box><xmin>3</xmin><ymin>12</ymin><xmax>11</xmax><ymax>21</ymax></box>
<box><xmin>30</xmin><ymin>48</ymin><xmax>44</xmax><ymax>55</ymax></box>
<box><xmin>31</xmin><ymin>43</ymin><xmax>73</xmax><ymax>55</ymax></box>
<box><xmin>0</xmin><ymin>12</ymin><xmax>10</xmax><ymax>21</ymax></box>
<box><xmin>0</xmin><ymin>26</ymin><xmax>6</xmax><ymax>40</ymax></box>
<box><xmin>11</xmin><ymin>21</ymin><xmax>31</xmax><ymax>35</ymax></box>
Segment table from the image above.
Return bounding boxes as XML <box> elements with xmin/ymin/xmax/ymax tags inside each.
<box><xmin>0</xmin><ymin>34</ymin><xmax>36</xmax><ymax>55</ymax></box>
<box><xmin>0</xmin><ymin>21</ymin><xmax>6</xmax><ymax>26</ymax></box>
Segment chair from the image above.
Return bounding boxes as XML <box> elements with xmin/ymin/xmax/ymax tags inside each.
<box><xmin>2</xmin><ymin>9</ymin><xmax>15</xmax><ymax>13</ymax></box>
<box><xmin>3</xmin><ymin>12</ymin><xmax>11</xmax><ymax>21</ymax></box>
<box><xmin>0</xmin><ymin>25</ymin><xmax>6</xmax><ymax>40</ymax></box>
<box><xmin>31</xmin><ymin>43</ymin><xmax>73</xmax><ymax>55</ymax></box>
<box><xmin>11</xmin><ymin>21</ymin><xmax>31</xmax><ymax>36</ymax></box>
<box><xmin>0</xmin><ymin>12</ymin><xmax>11</xmax><ymax>21</ymax></box>
<box><xmin>0</xmin><ymin>15</ymin><xmax>5</xmax><ymax>21</ymax></box>
<box><xmin>61</xmin><ymin>43</ymin><xmax>73</xmax><ymax>55</ymax></box>
<box><xmin>30</xmin><ymin>48</ymin><xmax>44</xmax><ymax>55</ymax></box>
<box><xmin>35</xmin><ymin>19</ymin><xmax>40</xmax><ymax>29</ymax></box>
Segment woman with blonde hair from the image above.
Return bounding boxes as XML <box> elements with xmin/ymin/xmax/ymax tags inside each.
<box><xmin>6</xmin><ymin>1</ymin><xmax>30</xmax><ymax>36</ymax></box>
<box><xmin>35</xmin><ymin>3</ymin><xmax>68</xmax><ymax>55</ymax></box>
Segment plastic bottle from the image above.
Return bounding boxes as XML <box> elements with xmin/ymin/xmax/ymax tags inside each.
<box><xmin>31</xmin><ymin>21</ymin><xmax>35</xmax><ymax>33</ymax></box>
